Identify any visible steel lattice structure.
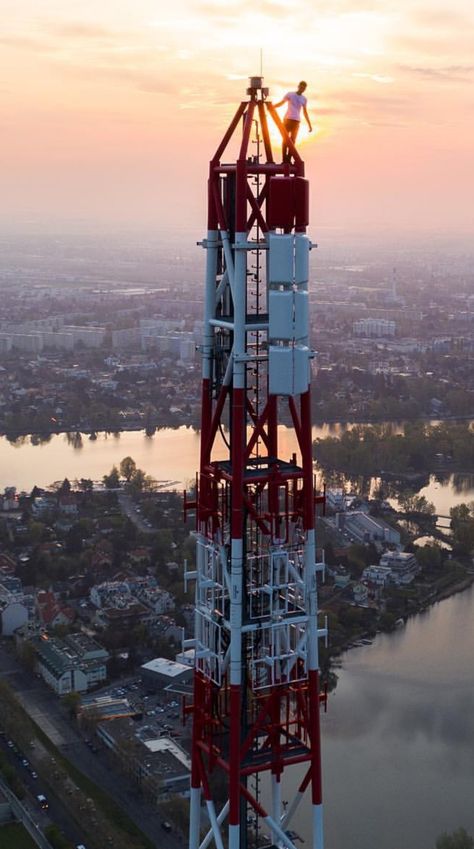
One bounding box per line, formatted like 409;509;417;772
184;77;326;849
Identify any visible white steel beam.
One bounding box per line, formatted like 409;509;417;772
189;785;202;849
199;801;230;849
203;230;218;382
204;800;225;849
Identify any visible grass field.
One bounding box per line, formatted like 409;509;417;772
0;821;38;849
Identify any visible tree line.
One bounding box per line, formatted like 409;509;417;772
313;422;474;477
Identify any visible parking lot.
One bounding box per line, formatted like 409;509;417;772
84;676;189;745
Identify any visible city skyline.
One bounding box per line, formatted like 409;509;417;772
2;0;474;235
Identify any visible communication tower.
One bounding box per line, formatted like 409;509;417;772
184;76;326;849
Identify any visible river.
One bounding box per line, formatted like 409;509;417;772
320;584;474;849
259;587;474;849
1;426;474;517
0;424;344;493
259;586;474;849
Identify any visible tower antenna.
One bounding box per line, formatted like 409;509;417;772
185;75;327;849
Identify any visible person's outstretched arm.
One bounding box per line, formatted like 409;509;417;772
303;105;312;131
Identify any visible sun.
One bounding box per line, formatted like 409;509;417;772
265;111;319;159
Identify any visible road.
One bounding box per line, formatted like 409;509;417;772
0;772;53;849
0;738;88;848
0;643;185;849
118;492;155;534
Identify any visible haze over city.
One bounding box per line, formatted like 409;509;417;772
2;0;474;236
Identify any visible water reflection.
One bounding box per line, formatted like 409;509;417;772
64;432;83;450
451;472;474;494
259;589;474;849
319;588;474;849
1;428;474;514
6;434;29;447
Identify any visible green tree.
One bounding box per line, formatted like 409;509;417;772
65;523;83;555
103;465;120;488
61;691;81;718
0;754;26;799
346;543;371;578
128;468;147;493
78;477;94;493
58;477;72;495
400;492;435;516
416;543;443;572
120;456;137;482
44;824;73;849
16;640;37;672
436;828;474;849
28;520;47;544
450;503;474;555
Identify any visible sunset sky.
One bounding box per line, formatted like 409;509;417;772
2;0;474;236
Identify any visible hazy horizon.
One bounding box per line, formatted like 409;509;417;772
2;0;474;237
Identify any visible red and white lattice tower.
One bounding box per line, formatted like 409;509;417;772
184;76;327;849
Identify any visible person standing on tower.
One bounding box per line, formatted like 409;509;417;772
274;81;312;162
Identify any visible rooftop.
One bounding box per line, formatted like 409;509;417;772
141;658;191;679
144;737;191;771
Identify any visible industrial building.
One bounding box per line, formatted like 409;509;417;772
34;633;109;695
140;657;192;693
336;510;401;546
97;717;191;799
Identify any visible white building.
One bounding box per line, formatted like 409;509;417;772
62;326;106;348
41;331;75;351
35;633;109;695
0;335;12;353
141;657;192;691
112;327;141;350
179;338;196;362
140;318;185;333
8;333;44;353
31;495;56;516
362;565;393;587
137;587;174;615
0;586;28;636
353;318;396;338
379;551;418;585
326;489;346;512
175;648;195;668
90;581;131;608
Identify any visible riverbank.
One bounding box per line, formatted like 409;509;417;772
313;420;474;483
2;413;474;442
325;569;474;678
432;571;474;603
0;422;195;442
